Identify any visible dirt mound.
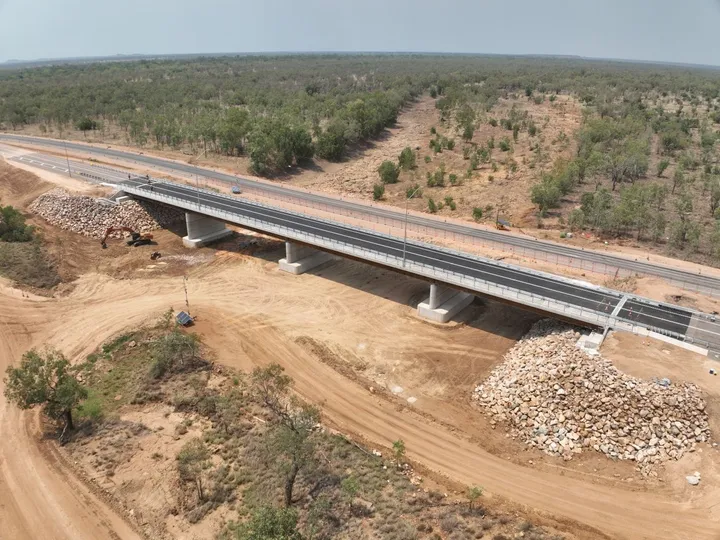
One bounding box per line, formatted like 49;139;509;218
29;188;184;238
0;160;53;208
473;321;710;474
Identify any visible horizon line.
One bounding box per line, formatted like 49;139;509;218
3;50;720;71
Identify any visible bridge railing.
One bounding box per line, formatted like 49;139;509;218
122;183;715;352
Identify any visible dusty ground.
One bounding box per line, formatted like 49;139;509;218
295;95;582;228
3;138;720;539
7;98;720;308
602;332;720;520
2;189;720;539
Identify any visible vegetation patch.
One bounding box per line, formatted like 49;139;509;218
0;203;59;288
2;311;577;539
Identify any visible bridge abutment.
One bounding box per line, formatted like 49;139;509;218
279;241;334;275
417;283;474;323
182;212;232;248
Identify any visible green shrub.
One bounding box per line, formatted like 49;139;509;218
372;183;385;200
568;208;585;230
449;173;458;185
472;207;483;221
488;118;498;127
378;160;400;184
406;184;422;199
657;159;670;177
426;171;435;187
488;136;495;149
398;147;416;170
150;329;201;379
0;206;35;242
427;198;437;213
499;138;511;152
446;138;455;150
424;155;431;163
462;124;474;142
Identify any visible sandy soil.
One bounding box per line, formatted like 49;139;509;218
3;135;720;538
1;226;719;539
602;332;720;521
8;115;720;303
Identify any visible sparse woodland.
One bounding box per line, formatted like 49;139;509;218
18;318;570;540
2;54;720;260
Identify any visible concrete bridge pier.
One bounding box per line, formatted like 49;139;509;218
279;241;334;275
182;212;232;248
417;283;474;323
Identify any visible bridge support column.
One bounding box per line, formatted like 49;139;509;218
417;283;474;323
279;241;334;275
182;212;232;248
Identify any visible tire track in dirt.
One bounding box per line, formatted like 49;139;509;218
2;265;720;540
0;282;145;540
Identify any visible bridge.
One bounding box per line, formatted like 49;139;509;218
117;178;720;355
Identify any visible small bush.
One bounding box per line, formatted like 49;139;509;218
406;184;422;199
499;138;511;152
378;160;400;184
150;329;201;379
446;138;455;150
472;207;483;221
440;513;460;533
449;173;458;185
373;183;385;201
488;118;498;127
424;155;432;163
428;198;437;213
398;147;416;170
0;205;35;242
488;136;495;149
657;159;670;177
433;167;446;187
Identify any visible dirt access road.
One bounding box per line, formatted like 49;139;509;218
2;250;719;540
0;282;144;540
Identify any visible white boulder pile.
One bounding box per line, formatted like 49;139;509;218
473;320;710;473
29;189;184;238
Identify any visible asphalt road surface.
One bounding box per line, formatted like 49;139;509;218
1;134;718;297
124;178;700;342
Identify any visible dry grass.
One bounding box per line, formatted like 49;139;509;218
0;240;60;288
65;321;576;540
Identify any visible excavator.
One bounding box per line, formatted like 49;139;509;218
100;226;153;249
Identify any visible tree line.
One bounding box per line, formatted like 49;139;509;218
3;55;720;177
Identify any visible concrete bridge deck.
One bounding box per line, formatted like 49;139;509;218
117;179;720;354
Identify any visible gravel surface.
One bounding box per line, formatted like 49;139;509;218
30;188;183;238
473;320;710;474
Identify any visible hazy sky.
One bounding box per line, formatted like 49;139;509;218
1;0;719;65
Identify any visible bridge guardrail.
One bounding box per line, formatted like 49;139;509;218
122;182;716;351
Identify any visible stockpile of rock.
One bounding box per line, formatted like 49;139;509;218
473;320;710;473
29;189;184;238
